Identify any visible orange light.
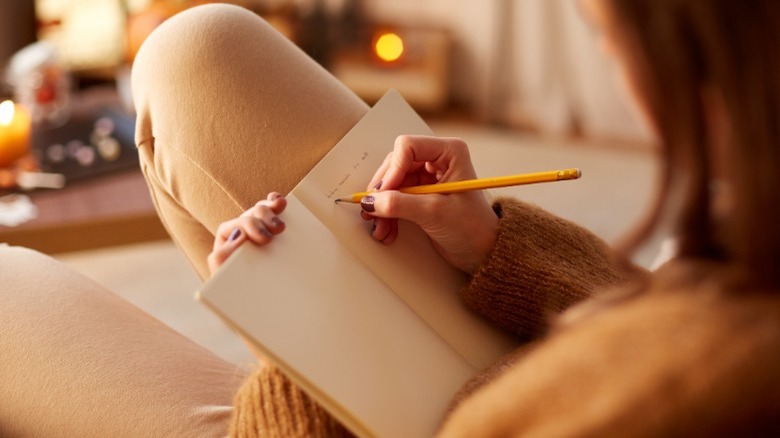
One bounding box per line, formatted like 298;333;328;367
374;32;404;62
0;100;32;167
0;100;14;126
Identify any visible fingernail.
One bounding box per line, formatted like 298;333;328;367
271;217;283;228
374;181;383;190
371;222;377;235
271;193;283;200
228;227;242;241
259;226;272;238
361;196;375;213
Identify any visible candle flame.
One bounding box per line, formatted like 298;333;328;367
0;100;15;126
375;32;404;63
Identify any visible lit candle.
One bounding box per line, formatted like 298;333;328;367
0;100;32;167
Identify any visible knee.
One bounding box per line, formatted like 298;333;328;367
130;3;303;152
131;4;279;104
0;245;121;344
132;3;258;68
0;244;75;293
0;244;58;289
0;245;74;322
130;4;275;181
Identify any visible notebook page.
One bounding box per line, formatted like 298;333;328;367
292;90;516;369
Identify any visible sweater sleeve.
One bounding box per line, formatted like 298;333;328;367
230;364;354;438
461;198;645;339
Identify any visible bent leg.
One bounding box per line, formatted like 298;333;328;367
0;245;244;437
132;4;369;279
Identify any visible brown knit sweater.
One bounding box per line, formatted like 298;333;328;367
230;198;780;437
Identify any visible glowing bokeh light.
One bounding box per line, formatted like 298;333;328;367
375;32;404;62
0;101;15;126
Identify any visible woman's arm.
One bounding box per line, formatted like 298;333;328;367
462;197;647;339
361;135;646;339
230;365;354;437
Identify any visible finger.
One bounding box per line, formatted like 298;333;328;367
249;204;286;235
236;215;277;244
360;194;408;245
400;170;438;189
241;193;287;218
382;219;398;245
361;191;442;226
366;152;394;191
383;136;423;189
214;218;244;251
370;217;396;242
208;227;245;274
264;192;288;215
383;136;469;188
218;213;282;248
237;202;286;237
210;210;287;269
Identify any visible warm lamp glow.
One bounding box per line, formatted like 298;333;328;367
374;32;404;62
0;100;32;167
0;100;14;126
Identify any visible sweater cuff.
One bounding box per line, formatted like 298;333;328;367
230;364;353;438
461;198;636;339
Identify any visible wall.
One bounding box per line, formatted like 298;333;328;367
361;0;650;143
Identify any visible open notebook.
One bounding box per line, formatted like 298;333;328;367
197;90;516;438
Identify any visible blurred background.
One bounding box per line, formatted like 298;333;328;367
2;0;650;141
1;0;659;365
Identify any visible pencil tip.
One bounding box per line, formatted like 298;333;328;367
334;198;342;204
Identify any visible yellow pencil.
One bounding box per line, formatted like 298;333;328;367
334;168;582;204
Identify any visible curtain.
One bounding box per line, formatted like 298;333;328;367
486;0;650;142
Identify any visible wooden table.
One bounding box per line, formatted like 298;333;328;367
0;169;168;254
0;85;170;254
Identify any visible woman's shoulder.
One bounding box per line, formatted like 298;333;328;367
443;261;780;436
560;257;780;329
555;259;780;429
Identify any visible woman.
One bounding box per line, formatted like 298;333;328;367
0;0;777;436
209;0;780;436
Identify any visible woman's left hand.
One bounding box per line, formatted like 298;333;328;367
207;192;287;276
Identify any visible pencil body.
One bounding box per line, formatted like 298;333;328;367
335;168;581;203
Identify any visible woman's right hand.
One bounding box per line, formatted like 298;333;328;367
361;135;500;274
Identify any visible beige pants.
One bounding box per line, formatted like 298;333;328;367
0;4;367;436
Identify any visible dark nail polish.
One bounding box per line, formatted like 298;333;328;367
271;193;283;200
371;222;377;235
259;226;272;238
228;227;242;241
361;196;375;213
374;181;383;190
271;217;283;228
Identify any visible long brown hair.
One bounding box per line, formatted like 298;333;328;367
607;0;780;289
